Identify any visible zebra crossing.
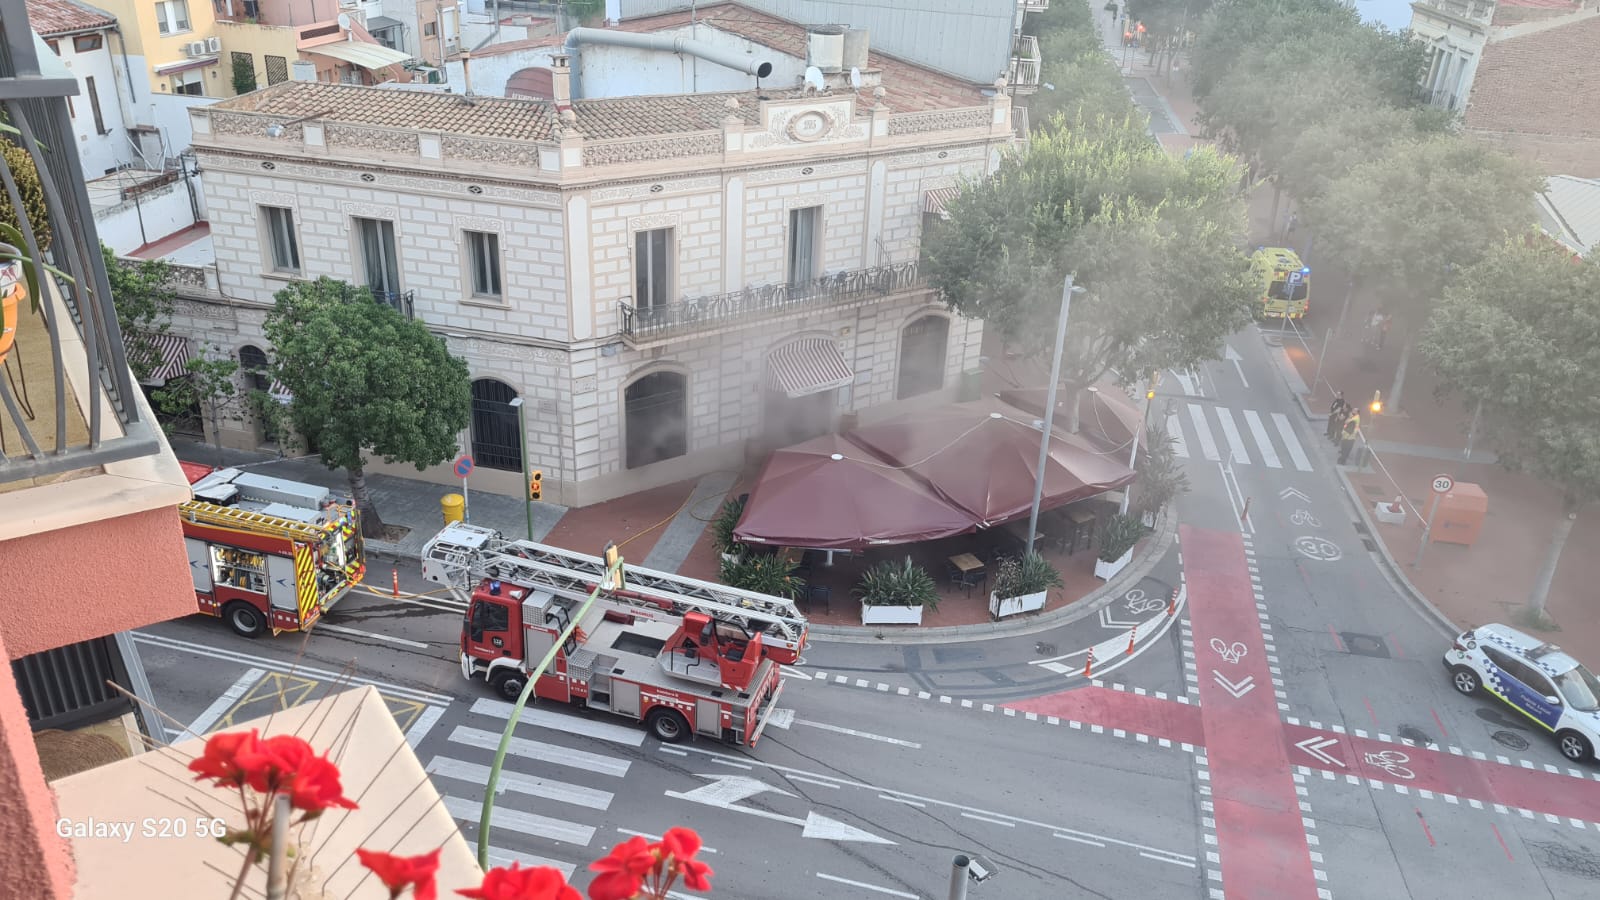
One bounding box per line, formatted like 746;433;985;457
1166;403;1313;471
425;697;648;878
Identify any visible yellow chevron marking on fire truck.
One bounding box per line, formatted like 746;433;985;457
294;543;318;622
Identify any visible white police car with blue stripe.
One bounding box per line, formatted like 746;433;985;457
1443;623;1600;763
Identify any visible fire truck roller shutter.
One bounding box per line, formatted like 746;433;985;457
266;554;300;613
185;538;214;592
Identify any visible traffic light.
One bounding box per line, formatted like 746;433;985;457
1369;390;1383;415
529;469;543;501
601;541;624;592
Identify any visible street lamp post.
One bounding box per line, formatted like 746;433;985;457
508;397;533;541
1026;274;1086;551
1119;373;1157;516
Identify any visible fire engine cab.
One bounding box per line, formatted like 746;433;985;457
422;522;806;747
180;463;366;638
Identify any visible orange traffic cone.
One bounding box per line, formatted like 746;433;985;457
1167;587;1179;617
1084;648;1095;678
1126;626;1136;655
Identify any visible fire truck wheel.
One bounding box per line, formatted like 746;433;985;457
646;708;690;744
223;602;267;638
490;670;527;702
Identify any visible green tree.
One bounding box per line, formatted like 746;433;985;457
1419;238;1600;620
1304;136;1541;409
231;54;258;95
1;138;53;253
1029;1;1140;128
263;277;471;536
923;117;1257;431
101;243;176;381
154;345;239;464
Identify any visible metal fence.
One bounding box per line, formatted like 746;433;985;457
618;261;925;342
371;289;416;319
1;0;163;484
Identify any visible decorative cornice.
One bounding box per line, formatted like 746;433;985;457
582;133;722;167
627;213;681;231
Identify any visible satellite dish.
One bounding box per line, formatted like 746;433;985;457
803;65;825;93
337;12;351;30
849;66;862;89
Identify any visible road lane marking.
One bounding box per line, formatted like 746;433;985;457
449;725;630;778
1242;410;1282;468
486;846;575;878
428;756;613;810
1056;833;1106;847
1167;413;1190;459
961;812;1016;827
618;828;718;853
1142;851;1198;868
1188;404;1221;461
405;704;446;749
879;794;926;808
181;667;266;741
789;775;841;789
315;622;429;649
1272;412;1313;471
1215;407;1251;465
816;874;917;898
794;718;921;748
470;698;646;746
443;795;593;846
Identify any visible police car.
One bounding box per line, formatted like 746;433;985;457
1443;624;1600;763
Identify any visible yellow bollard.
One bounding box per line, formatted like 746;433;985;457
440;493;465;525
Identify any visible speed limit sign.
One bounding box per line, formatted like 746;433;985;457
1432;474;1454;495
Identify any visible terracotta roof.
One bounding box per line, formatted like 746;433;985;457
612;3;988;113
1465;15;1600;139
25;0;115;36
204;80;821;141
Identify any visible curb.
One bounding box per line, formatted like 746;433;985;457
1335;466;1461;640
807;506;1178;646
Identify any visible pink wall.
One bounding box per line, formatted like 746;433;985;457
0;630;75;900
246;0;328;28
0;507;194;659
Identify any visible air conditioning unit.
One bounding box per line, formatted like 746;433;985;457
185;41;207;58
205;36;221;53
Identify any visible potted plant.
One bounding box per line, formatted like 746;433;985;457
1131;421;1190;527
719;551;802;600
853;556;938;626
989;552;1064;619
1096;513;1149;580
712;496;747;564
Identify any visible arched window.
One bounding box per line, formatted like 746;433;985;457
239;345;272;393
897;315;949;399
624;371;687;469
470;379;522;472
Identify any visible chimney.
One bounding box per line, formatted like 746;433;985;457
461;50;473;95
290;60;316;82
550;53;571;106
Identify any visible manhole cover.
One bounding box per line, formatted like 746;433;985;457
1493;730;1531;751
1035;642;1057;656
1341;632;1391;659
1398;725;1435;747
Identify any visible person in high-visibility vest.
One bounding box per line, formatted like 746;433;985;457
1338;411;1361;465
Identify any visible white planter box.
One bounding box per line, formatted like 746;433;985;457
990;589;1048;619
860;602;924;625
1373;499;1406;526
1095;548;1133;581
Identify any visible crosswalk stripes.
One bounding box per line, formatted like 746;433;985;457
1169;403;1313;471
443;794;596;846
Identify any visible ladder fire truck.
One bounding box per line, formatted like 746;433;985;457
179;463;366;638
421;522;807;747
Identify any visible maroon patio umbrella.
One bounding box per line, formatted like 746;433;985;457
998;384;1146;455
848;399;1137;527
733;433;980;551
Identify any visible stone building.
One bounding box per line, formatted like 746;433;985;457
169;14;1017;506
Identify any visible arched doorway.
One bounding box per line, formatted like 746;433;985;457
470;379;522;471
624;371;688;469
896;315;949;400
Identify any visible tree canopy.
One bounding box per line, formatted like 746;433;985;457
102;244;176;382
264;277;471;535
1028;0;1141;129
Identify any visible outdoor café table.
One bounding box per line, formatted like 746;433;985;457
948;553;986;595
1000;520;1045;553
1065;507;1097;554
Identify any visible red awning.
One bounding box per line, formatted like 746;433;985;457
734;433;978;550
998;384;1145;454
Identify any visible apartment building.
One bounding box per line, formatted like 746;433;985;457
93;0;228;97
169;6;1018;505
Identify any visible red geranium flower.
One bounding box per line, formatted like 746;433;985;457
457;864;580;900
357;847;442;900
284;752;358;813
659;828;713;892
188;729;262;788
225;734;356;814
586;835;658;900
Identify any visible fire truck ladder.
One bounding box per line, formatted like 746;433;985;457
422;522;808;656
180;501;327;542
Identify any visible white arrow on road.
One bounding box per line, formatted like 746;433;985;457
1099;607;1138;630
1211;670;1256;699
1223;345;1249;388
1279;486;1311;502
666;775;895;845
1295;736;1345;768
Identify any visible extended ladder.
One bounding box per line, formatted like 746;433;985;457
180;501;328;542
421;522;808;658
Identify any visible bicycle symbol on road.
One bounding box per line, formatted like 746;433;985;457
1294;536;1343;562
1290;509;1321;528
1209;638;1248;664
1124;589;1166;615
1363;749;1415;780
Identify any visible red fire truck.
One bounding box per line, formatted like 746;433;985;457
421;522;807;746
179;463;366;638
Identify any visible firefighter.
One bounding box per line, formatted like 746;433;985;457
1338;411;1361;465
1326;392;1347;443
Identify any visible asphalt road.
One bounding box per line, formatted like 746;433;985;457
134;322;1600;899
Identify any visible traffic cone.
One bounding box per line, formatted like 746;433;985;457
392;568;400;598
1167;587;1179;617
1126;626;1137;655
1083;648;1095;678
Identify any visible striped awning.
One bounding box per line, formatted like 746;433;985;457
303;39;412;71
924;186;961;219
269;379;293;405
766;337;854;398
139;332;192;385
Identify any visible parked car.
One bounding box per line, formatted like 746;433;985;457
1443;624;1600;763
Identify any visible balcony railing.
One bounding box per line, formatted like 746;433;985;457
1010;34;1042;89
618;261;925;343
1020;0;1050;11
2;6;165;485
369;288;416;319
1412;0;1494;25
1429;88;1461;111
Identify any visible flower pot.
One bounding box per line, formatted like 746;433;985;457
860;602;924;625
989;589;1048;620
1094;547;1133;581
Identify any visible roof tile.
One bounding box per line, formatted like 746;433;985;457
24;0;116;37
1465;15;1600;139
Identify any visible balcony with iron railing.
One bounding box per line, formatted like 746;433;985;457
1411;0;1494;26
617;261;926;345
370;288;416;319
1010;34;1042;93
1020;0;1050;12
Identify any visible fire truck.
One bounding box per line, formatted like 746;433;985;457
421;522;807;747
179;463;366;638
1249;246;1311;320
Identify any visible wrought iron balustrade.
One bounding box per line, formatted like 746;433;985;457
618;261;925;342
370;288;416;319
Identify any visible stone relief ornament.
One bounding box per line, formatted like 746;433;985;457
582;134;722;167
326;124;419;154
442;136;539;168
